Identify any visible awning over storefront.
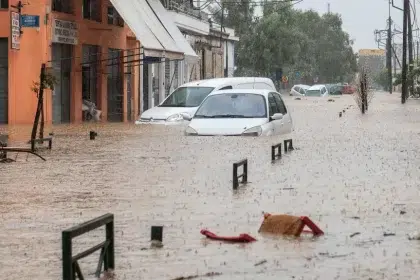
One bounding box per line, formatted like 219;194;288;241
110;0;184;59
147;0;199;63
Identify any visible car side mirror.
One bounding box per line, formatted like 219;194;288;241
181;113;192;121
270;113;283;121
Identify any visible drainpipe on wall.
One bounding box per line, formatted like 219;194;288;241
225;40;228;77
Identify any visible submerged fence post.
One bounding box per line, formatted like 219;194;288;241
271;143;282;161
62;213;115;280
232;159;248;189
151;226;163;242
62;231;73;280
284;139;294;153
105;219;115;270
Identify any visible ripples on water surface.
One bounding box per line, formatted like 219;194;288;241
1;93;420;279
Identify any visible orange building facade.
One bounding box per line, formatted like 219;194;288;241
0;0;140;125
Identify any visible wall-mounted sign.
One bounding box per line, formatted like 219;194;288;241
21;15;40;28
52;19;78;45
11;12;20;50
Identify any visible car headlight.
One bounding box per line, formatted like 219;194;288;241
185;126;198;136
166;113;185;122
242;126;262;136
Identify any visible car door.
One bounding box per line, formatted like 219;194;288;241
267;93;282;135
272;92;293;134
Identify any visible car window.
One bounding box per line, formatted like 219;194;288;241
195;93;267;118
268;93;279;116
299;87;306;95
219;86;233;90
159;86;215;107
272;92;287;115
294;86;300;92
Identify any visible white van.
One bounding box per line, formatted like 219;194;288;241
135;77;276;125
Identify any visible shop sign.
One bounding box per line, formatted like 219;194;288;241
11;12;20;50
52;19;78;45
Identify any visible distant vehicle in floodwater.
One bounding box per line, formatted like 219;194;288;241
290;84;310;96
306;84;329;97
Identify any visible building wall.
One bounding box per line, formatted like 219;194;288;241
0;0;140;125
184;33;225;81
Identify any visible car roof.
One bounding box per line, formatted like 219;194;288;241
308;84;325;90
180;77;274;88
294;84;310;89
208;88;274;98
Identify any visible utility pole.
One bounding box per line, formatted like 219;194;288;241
393;41;397;92
402;0;409;103
327;3;330;13
408;1;414;97
387;0;393;93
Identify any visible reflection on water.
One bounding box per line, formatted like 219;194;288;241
1;94;420;279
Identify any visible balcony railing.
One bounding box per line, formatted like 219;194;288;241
160;0;208;21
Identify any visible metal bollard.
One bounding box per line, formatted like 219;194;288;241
151;226;163;242
284;139;294;153
232;159;248;189
90;130;97;140
271;143;282;161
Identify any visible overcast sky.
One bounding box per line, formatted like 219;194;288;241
294;0;405;51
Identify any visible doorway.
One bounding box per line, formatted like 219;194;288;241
51;43;72;124
0;38;7;124
107;48;123;122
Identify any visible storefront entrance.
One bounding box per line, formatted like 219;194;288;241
51;43;72;124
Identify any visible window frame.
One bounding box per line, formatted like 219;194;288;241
268;93;280;117
83;0;102;22
107;5;124;27
272;92;287;115
0;0;8;9
299;87;306;95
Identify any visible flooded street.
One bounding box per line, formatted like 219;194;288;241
2;92;420;279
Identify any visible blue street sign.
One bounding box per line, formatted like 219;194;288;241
21;15;40;28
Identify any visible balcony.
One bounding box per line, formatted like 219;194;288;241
161;0;209;35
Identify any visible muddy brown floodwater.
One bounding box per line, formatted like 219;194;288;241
1;92;420;280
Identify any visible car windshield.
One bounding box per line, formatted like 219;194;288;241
159;87;215;107
306;89;322;96
195;93;267;118
330;85;343;95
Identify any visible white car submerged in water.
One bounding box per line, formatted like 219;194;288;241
135;77;276;125
305;84;329;97
184;89;294;136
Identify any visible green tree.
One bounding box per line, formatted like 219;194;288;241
210;1;357;82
